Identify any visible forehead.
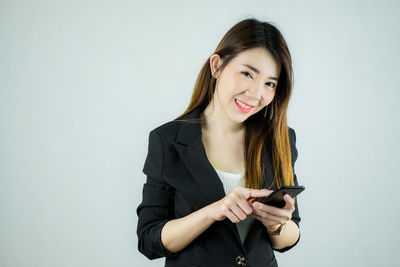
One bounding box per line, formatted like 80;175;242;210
231;47;281;77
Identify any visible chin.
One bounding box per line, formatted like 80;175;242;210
231;113;251;124
228;101;263;123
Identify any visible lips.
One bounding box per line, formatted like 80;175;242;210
236;98;254;108
235;98;254;113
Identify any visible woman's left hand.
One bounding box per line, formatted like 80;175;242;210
248;189;295;234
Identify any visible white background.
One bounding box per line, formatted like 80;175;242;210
1;0;399;266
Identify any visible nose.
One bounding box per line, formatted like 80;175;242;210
246;82;264;102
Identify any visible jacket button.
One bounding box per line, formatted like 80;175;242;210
236;255;248;266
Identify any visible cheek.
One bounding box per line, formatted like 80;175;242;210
226;72;244;94
257;91;275;110
264;90;275;103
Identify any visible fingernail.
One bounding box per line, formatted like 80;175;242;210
253;202;260;208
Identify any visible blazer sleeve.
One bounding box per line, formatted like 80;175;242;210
136;130;178;259
274;127;302;253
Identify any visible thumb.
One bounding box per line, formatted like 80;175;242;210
283;194;294;209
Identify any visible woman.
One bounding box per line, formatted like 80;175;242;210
136;18;301;267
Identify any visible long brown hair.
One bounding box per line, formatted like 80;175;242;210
175;18;295;189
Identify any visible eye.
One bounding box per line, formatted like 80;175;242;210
241;71;253;79
266;82;276;88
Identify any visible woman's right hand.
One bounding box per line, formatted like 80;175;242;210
206;186;264;223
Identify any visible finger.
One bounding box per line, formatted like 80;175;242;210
221;204;240;223
233;186;253;201
248;189;273;198
232;187;256;209
245;188;253;200
252;209;285;224
252;202;291;221
283;194;295;210
226;189;252;215
243;187;256;200
252;201;292;218
250;213;281;230
229;203;248;221
226;211;241;223
237;197;254;215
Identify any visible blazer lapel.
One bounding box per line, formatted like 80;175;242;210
172;107;242;243
172;107;226;208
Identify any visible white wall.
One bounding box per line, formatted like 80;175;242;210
1;0;399;266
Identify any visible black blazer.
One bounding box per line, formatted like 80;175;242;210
136;107;301;267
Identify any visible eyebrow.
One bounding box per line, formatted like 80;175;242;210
241;64;279;81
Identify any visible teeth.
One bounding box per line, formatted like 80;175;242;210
235;99;251;109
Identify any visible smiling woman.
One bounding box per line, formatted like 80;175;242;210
137;18;301;267
207;47;280;122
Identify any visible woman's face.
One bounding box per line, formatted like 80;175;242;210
210;47;281;124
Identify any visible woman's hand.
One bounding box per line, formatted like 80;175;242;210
206;186;255;223
249;190;296;234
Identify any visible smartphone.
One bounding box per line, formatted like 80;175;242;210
249;185;305;208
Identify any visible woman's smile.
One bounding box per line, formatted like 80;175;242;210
210;47;279;123
234;98;255;113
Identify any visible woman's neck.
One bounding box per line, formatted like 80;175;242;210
201;100;244;138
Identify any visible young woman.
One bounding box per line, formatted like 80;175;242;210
136;18;301;267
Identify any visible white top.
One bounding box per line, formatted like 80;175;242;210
214;169;255;244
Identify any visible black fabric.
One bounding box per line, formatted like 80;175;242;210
136;107;302;266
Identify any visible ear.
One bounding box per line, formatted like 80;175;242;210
209;54;223;78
